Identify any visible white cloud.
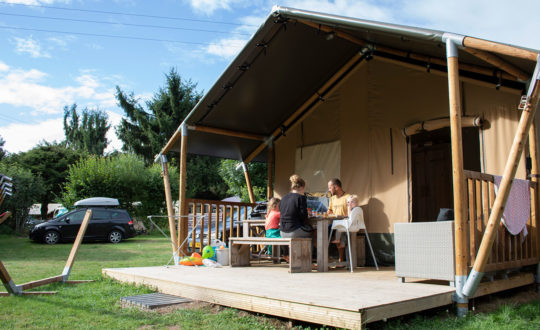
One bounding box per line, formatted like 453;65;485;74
3;1;70;5
0;118;64;153
206;38;248;59
12;37;51;58
0;110;124;154
187;0;247;15
0;65;118;115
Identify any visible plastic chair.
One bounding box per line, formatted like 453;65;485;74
328;207;379;272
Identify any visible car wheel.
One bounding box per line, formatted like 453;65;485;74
43;231;60;245
108;230;123;244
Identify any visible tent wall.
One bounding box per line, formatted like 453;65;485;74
275;58;524;248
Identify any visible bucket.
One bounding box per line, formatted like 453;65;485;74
216;248;229;266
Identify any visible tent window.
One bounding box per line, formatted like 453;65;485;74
295;141;340;193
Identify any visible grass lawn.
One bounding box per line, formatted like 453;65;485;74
0;233;539;329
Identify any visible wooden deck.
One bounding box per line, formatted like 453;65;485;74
103;265;455;329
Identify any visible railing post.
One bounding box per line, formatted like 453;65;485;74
444;33;469;317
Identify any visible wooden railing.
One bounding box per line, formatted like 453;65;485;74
464;170;539;272
186;199;257;252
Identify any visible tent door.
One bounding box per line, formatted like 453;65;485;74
411;127;480;222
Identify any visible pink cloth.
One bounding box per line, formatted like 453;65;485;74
494;176;530;236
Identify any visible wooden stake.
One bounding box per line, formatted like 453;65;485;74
463;37;538;62
463;71;540;297
0;211;11;225
20;275;63;291
267;144;274;199
62;209;92;279
447;53;469;282
463;47;529;81
178;125;189;255
161;156;179;261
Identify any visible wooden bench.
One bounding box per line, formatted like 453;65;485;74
229;237;312;273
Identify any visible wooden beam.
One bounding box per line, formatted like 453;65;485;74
160;156;179;261
62;209;92;279
463;37;539;62
299;20;520;82
178;125;189;255
529;121;540;259
0;261;12;287
20;275;64;291
244;51;366;163
0;291;58;296
463;47;530;81
188;125;265;141
472;272;534;298
159;127;182;156
447;51;469;282
241;163;256;203
267;144;274;199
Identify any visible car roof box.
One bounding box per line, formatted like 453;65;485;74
74;197;120;208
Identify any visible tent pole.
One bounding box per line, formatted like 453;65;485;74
187;125;265;141
178;123;188;255
528;121;540;292
445;37;469;317
463;37;538;62
463;48;529;82
160;155;179;265
267;143;274;199
241;162;256;203
463;56;540;298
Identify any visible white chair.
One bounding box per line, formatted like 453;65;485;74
328;207;379;272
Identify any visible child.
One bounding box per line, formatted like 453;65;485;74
265;197;281;254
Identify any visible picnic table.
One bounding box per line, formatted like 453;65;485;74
310;215;355;272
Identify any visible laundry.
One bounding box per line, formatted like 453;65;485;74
494;176;530;236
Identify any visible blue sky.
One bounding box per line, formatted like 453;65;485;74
1;0;539;154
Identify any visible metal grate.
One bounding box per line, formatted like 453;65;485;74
120;293;192;309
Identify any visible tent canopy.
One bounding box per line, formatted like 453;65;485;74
160;6;538;163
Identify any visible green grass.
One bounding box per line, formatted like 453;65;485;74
1;234;538;329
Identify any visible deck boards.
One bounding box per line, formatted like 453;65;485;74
103;265;455;328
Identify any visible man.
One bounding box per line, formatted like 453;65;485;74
327;178;350;263
327;178;349;216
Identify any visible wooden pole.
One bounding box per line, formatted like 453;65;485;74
188;125;265;141
463;58;540;297
178;124;189;255
0;211;11;225
299;20;519;82
528;122;540;261
160;155;179;264
0;260;19;295
62;209;92;280
242;162;256;203
463;47;529;82
267;143;274;199
445;37;469;316
463;37;538;62
244;51;366;163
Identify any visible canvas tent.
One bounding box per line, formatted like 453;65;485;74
157;6;540;307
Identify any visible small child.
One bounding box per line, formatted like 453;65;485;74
265;197;281;254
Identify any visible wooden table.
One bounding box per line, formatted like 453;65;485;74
240;219;266;237
310;216;345;272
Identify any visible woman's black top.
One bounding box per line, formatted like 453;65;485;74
279;192;308;233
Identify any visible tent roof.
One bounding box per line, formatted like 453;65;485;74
160;6;538;163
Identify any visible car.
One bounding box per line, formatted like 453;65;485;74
29;198;136;245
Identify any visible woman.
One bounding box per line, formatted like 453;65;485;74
279;174;313;238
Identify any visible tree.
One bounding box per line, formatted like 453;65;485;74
115;68;229;200
218;160;267;202
64;104;110;155
62;154;178;219
0;135;6;161
0;163;44;233
10;142;82;219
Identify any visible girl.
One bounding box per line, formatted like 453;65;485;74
265;197;281;254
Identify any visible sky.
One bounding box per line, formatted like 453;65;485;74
0;0;539;154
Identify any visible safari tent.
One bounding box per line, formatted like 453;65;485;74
106;6;540;325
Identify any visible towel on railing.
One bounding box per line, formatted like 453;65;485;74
494;176;529;237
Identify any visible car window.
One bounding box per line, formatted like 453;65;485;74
110;210;128;220
92;210;111;221
67;210;86;224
